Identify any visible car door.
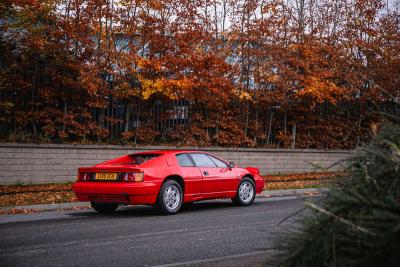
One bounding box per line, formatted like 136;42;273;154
206;154;240;192
175;153;203;196
189;153;238;194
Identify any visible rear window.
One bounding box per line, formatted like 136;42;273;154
128;154;161;165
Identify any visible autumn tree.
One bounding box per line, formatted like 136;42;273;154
0;0;399;148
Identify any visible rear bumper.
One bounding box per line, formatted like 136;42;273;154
72;181;159;205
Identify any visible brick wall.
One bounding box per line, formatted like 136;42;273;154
0;143;355;184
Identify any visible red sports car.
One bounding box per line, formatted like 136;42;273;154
72;150;265;214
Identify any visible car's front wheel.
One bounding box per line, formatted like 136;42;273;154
156;179;183;215
91;202;119;214
232;177;256;206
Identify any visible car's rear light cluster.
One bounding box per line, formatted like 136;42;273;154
121;172;144;182
77;172;94;182
77;172;143;182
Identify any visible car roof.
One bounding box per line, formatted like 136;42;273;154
132;150;209;155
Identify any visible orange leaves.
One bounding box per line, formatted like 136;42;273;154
0;184;76;207
0;208;40;215
122;126;158;144
79;66;106;97
299;76;343;105
283;41;348;109
264;172;337;190
136;58;163;72
140;77;166;100
139;76;195;100
0;0;398;148
169;125;210;146
234;89;253;101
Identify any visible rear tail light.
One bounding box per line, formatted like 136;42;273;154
77;172;92;182
121;172;144;182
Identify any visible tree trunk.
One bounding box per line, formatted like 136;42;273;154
267;110;273;146
62;102;67;132
124;100;131;133
284;110;287;134
31;53;39;140
215;113;219;146
253;107;258;145
244;103;250;138
134;98;140;144
291;123;297;148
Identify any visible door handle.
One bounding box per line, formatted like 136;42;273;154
203;171;209;176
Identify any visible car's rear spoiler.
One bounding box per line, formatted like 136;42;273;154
78;166;143;173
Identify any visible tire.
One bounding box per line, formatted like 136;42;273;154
156;179;183;215
91;202;119;214
232;177;256;206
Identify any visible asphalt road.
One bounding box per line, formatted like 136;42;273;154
0;197;309;267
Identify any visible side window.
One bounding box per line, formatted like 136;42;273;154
176;154;195;167
190;153;217;167
207;155;228;168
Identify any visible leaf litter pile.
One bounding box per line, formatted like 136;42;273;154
264;172;337;190
0;172;336;212
0;183;76;208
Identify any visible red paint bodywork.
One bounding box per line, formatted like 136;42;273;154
72;150;265;205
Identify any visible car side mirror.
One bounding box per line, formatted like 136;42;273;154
228;162;235;168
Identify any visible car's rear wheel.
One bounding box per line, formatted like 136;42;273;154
91;202;119;214
232;177;256;206
156;179;183;215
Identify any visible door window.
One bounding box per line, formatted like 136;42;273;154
190;154;217;167
207;155;228;168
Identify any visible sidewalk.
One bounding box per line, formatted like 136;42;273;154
0;188;328;214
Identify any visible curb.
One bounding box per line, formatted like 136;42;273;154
0;188;328;214
260;187;329;198
0;202;90;213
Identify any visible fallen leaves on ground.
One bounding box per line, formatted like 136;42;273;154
0;208;39;215
264;172;339;190
0;184;72;194
0;184;77;207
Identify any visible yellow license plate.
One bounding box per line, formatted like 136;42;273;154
96;173;118;180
